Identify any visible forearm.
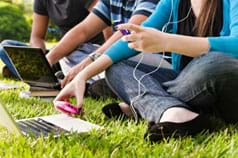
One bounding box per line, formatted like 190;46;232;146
30;13;49;52
77;54;113;80
47;13;107;65
166;33;210;57
95;31;123;54
46;26;89;65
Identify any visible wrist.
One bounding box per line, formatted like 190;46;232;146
88;52;101;61
75;72;87;82
85;56;94;63
163;33;173;52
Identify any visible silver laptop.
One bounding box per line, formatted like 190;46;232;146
0;101;100;137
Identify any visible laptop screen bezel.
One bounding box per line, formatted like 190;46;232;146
3;46;60;89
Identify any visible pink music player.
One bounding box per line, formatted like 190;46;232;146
54;101;82;115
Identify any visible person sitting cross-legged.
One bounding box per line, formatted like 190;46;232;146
54;0;238;142
0;0;104;78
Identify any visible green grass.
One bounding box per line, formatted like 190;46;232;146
1;61;238;158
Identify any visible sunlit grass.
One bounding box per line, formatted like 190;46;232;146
1;61;238;157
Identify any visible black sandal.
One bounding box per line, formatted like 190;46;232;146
102;103;127;119
87;79;118;99
144;114;215;143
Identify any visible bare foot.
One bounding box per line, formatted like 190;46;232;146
119;102;133;117
160;107;198;123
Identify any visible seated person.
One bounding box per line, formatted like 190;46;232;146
45;0;165;90
54;0;238;143
45;0;172;100
0;0;104;77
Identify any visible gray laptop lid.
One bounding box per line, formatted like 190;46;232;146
0;101;101;137
0;99;101;137
0;101;66;137
3;46;60;89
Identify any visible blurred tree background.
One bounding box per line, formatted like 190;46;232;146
0;1;31;42
0;0;60;43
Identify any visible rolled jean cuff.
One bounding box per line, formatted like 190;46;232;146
133;98;191;124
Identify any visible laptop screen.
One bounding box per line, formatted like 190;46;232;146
3;46;59;88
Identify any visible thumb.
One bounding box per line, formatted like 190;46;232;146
75;92;83;108
54;84;72;102
74;83;85;108
60;77;67;88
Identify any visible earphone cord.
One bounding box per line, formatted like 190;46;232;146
129;1;192;122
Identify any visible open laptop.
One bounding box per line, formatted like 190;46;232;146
0;101;101;137
3;46;61;89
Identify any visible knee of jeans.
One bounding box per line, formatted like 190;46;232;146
1;39;15;45
204;51;235;62
105;63;125;85
1;40;27;47
106;63;120;79
189;52;238;76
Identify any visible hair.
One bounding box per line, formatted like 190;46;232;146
177;0;223;70
194;0;223;37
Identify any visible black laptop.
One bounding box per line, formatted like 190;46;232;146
3;46;61;89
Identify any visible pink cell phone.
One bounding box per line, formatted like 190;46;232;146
54;101;82;115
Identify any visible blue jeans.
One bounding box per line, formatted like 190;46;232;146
60;43;100;75
106;52;238;124
0;40;27;76
61;43;99;68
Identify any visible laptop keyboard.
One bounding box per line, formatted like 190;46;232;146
17;118;68;137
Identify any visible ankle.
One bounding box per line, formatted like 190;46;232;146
160;107;198;123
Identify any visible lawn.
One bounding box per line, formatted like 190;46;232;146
1;61;238;158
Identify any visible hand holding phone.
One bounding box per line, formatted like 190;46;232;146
113;20;131;35
54;101;82;115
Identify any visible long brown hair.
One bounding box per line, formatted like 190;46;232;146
194;0;223;37
177;0;223;70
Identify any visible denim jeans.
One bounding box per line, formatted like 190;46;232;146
60;43;172;73
0;40;28;76
106;52;238;124
60;43;100;75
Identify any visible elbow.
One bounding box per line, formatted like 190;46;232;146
208;36;238;55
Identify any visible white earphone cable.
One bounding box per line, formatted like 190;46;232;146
129;0;192;121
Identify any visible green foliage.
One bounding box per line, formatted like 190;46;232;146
0;2;30;42
1;0;12;3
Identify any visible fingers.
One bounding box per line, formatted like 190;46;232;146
119;24;143;47
61;67;79;88
123;36;144;52
117;23;143;33
128;42;139;50
122;34;139;43
61;74;73;88
75;88;84;108
55;78;86;108
54;85;72;103
61;77;67;88
121;33;141;51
